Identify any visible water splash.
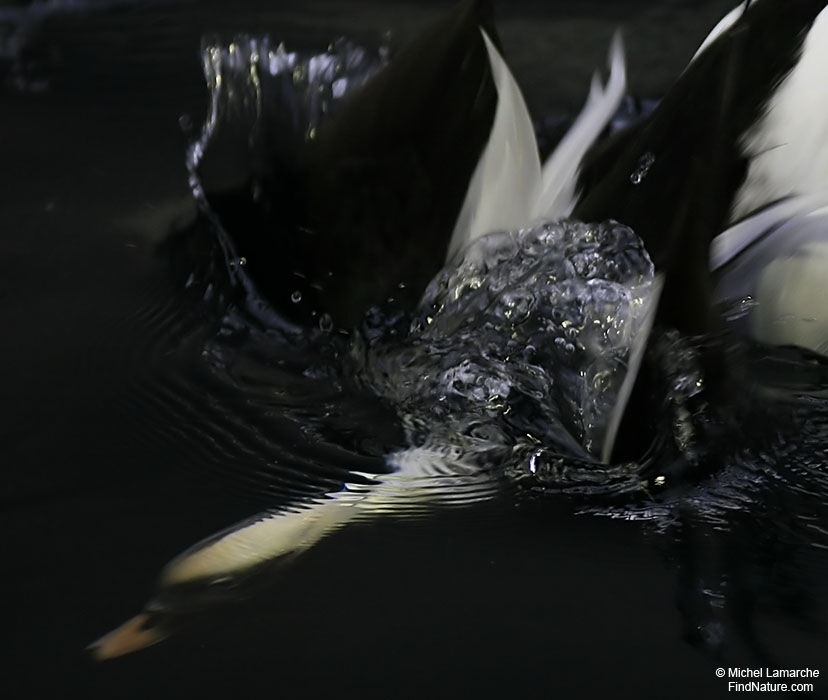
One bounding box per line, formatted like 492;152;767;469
187;35;385;204
180;34;387;328
355;219;656;470
178;32;828;520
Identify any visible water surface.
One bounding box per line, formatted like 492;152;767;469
3;1;827;698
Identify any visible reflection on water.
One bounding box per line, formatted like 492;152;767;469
4;0;828;696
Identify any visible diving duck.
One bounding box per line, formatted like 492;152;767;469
91;0;828;659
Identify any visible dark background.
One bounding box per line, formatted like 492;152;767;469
3;1;826;698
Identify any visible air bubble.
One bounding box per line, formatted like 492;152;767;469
369;218;656;461
319;313;334;332
178;114;193;133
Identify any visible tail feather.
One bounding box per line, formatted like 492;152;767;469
448;29;627;260
447;29;541;260
534;32;626;221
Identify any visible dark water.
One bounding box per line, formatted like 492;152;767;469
3;1;828;698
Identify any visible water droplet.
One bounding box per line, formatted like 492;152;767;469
630;152;655;185
319;313;333;332
722;295;758;321
290;290;302;303
178;113;193;134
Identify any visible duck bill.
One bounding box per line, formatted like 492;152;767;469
88;613;166;661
